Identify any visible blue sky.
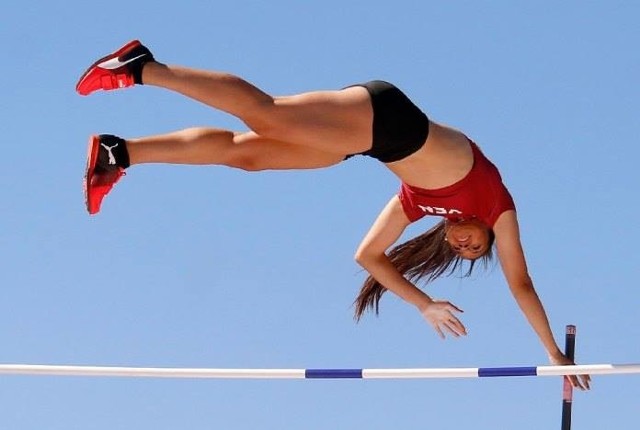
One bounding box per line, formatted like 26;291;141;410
1;1;639;428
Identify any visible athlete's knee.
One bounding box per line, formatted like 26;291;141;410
227;154;267;171
242;111;279;138
179;127;226;142
241;101;296;139
225;133;269;171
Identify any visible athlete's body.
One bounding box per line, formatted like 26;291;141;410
77;40;589;389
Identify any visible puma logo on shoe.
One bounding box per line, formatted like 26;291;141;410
101;142;119;165
99;53;148;70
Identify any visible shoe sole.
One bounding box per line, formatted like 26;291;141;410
84;135;100;214
75;40;141;95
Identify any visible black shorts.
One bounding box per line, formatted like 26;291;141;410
347;80;429;163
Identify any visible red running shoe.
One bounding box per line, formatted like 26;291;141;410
84;135;128;215
76;40;154;96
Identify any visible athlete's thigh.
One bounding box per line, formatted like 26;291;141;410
231;132;345;170
268;86;373;155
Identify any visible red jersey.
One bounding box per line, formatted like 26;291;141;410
398;141;515;227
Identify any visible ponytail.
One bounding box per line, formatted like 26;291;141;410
353;220;494;320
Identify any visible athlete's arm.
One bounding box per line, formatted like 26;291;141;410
493;210;590;389
355;195;467;338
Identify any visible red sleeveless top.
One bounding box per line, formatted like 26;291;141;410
398;141;515;227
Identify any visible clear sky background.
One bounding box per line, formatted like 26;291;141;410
1;1;639;429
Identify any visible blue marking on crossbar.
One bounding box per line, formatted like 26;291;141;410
305;369;363;379
478;366;538;377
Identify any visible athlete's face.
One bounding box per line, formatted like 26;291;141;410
445;219;490;260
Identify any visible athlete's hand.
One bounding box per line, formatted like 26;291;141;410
550;353;591;391
418;300;467;339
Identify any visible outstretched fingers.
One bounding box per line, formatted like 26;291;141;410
421;300;468;339
444;313;467;337
568;373;591;391
551;354;592;391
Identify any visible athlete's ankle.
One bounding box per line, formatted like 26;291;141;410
98;134;130;169
139;60;167;86
118;139;131;169
133;58;156;85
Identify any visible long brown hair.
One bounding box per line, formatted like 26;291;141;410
353;219;495;320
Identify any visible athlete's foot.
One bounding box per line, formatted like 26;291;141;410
84;134;130;215
76;40;154;96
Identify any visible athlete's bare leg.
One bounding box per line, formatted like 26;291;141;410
126;127;345;171
141;63;373;156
